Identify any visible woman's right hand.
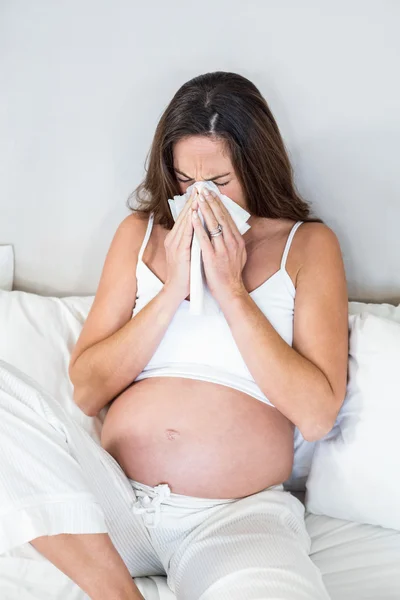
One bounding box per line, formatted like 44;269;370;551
163;187;196;302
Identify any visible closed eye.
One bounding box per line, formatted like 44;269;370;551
177;178;229;187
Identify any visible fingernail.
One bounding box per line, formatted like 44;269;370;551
199;192;205;202
192;210;198;219
203;188;210;197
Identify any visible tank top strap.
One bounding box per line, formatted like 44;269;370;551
138;212;155;262
280;221;304;271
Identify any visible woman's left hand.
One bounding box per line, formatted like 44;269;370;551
191;188;248;305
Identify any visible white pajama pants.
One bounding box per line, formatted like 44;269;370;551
0;362;330;599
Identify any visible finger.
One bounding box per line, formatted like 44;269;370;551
175;187;196;229
197;191;227;251
175;199;195;248
176;188;196;223
191;209;213;257
203;190;239;244
171;187;197;246
205;190;241;237
181;202;194;246
197;191;220;233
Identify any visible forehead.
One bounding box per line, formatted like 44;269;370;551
173;136;232;173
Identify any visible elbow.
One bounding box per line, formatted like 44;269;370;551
68;359;79;391
300;419;334;442
81;405;99;418
298;401;342;442
71;384;99;417
298;382;346;442
69;362;100;418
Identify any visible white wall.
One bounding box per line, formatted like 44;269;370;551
0;0;399;302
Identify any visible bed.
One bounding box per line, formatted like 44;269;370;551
0;263;400;598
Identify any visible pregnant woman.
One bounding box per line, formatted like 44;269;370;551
3;72;348;600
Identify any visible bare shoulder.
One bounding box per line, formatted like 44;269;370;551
94;212;151;282
296;221;342;255
112;212;149;250
290;221;344;285
289;220;347;309
97;211;151;294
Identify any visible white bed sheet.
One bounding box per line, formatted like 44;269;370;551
307;513;400;600
1;512;399;599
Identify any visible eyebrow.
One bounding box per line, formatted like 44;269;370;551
174;168;231;181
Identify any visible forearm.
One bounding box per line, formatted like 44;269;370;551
70;286;182;416
221;291;336;441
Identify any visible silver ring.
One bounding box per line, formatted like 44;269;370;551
209;224;223;237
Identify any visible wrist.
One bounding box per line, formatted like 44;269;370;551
160;283;186;308
215;282;249;310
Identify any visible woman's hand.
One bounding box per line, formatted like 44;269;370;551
191;188;248;306
163;187;196;302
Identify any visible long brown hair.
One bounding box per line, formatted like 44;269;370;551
128;71;319;228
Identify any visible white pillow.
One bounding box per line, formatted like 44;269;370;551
349;300;400;323
0;246;14;291
0;290;100;439
306;312;400;530
285;301;400;492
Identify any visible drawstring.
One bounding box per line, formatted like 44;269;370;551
131;483;171;528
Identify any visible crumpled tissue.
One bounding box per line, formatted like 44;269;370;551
168;181;251;315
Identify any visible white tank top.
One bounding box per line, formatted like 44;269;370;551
133;213;304;407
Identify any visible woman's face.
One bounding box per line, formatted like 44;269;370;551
173;136;247;209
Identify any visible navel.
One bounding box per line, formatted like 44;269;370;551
165;428;180;441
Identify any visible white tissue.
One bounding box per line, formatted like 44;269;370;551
168;181;251;315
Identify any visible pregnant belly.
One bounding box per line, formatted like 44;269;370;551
100;377;294;499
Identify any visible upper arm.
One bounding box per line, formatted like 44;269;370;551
69;213;147;371
292;223;349;411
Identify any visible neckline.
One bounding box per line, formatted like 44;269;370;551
138;259;293;301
